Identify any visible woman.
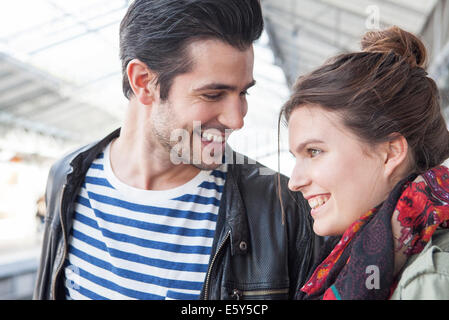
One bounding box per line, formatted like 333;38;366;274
281;26;449;300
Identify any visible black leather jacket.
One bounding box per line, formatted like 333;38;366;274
33;129;322;300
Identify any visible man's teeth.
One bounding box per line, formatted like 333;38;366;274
202;132;223;143
308;196;329;210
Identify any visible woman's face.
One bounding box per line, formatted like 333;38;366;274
288;105;391;236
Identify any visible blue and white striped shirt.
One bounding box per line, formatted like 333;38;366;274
64;142;226;300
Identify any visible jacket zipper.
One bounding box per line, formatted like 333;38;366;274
51;184;68;300
203;230;231;300
231;288;289;300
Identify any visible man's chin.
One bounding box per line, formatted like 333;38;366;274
191;146;226;170
192;160;223;171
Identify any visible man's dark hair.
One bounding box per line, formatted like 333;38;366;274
119;0;263;101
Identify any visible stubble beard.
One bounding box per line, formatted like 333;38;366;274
151;104;224;171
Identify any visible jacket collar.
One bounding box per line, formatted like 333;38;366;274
67;128;121;187
220;162;250;256
66;128;250;256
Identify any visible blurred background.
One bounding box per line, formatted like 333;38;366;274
0;0;448;299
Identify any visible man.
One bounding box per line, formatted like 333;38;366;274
34;0;320;300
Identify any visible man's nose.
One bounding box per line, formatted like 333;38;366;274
217;98;247;130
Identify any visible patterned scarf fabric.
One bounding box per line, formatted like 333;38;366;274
299;165;449;300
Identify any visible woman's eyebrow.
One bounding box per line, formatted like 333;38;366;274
294;139;325;153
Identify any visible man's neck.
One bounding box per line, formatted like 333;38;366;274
108;103;200;191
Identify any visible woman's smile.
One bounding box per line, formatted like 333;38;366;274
288;105;390;236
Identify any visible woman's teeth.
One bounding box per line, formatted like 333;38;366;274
308;196;329;210
202;132;223;143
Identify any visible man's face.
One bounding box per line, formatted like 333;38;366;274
150;39;255;170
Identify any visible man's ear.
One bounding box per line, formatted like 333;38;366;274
383;133;409;180
126;58;157;105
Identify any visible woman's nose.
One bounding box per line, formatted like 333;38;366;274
288;163;310;192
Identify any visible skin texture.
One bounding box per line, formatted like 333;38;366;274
287;105;409;237
109;39;255;191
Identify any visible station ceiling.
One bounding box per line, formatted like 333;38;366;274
0;0;448;163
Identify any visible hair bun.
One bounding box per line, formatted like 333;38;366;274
361;26;427;69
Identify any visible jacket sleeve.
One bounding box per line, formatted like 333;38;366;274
33;161;64;300
33;136;112;299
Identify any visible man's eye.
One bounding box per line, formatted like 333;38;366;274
202;93;222;100
307;148;322;158
240;90;249;96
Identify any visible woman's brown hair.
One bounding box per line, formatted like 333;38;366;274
280;26;449;173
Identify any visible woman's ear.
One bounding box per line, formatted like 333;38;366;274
383;134;409;181
126;58;157;105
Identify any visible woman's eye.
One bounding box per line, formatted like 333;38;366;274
307;148;322;158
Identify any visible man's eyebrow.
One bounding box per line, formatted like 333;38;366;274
193;80;256;92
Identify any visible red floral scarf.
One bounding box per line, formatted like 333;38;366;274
299;166;449;300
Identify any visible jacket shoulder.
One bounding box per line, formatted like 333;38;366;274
391;230;449;299
48;142;96;187
46;128;120;193
44;141;97;221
